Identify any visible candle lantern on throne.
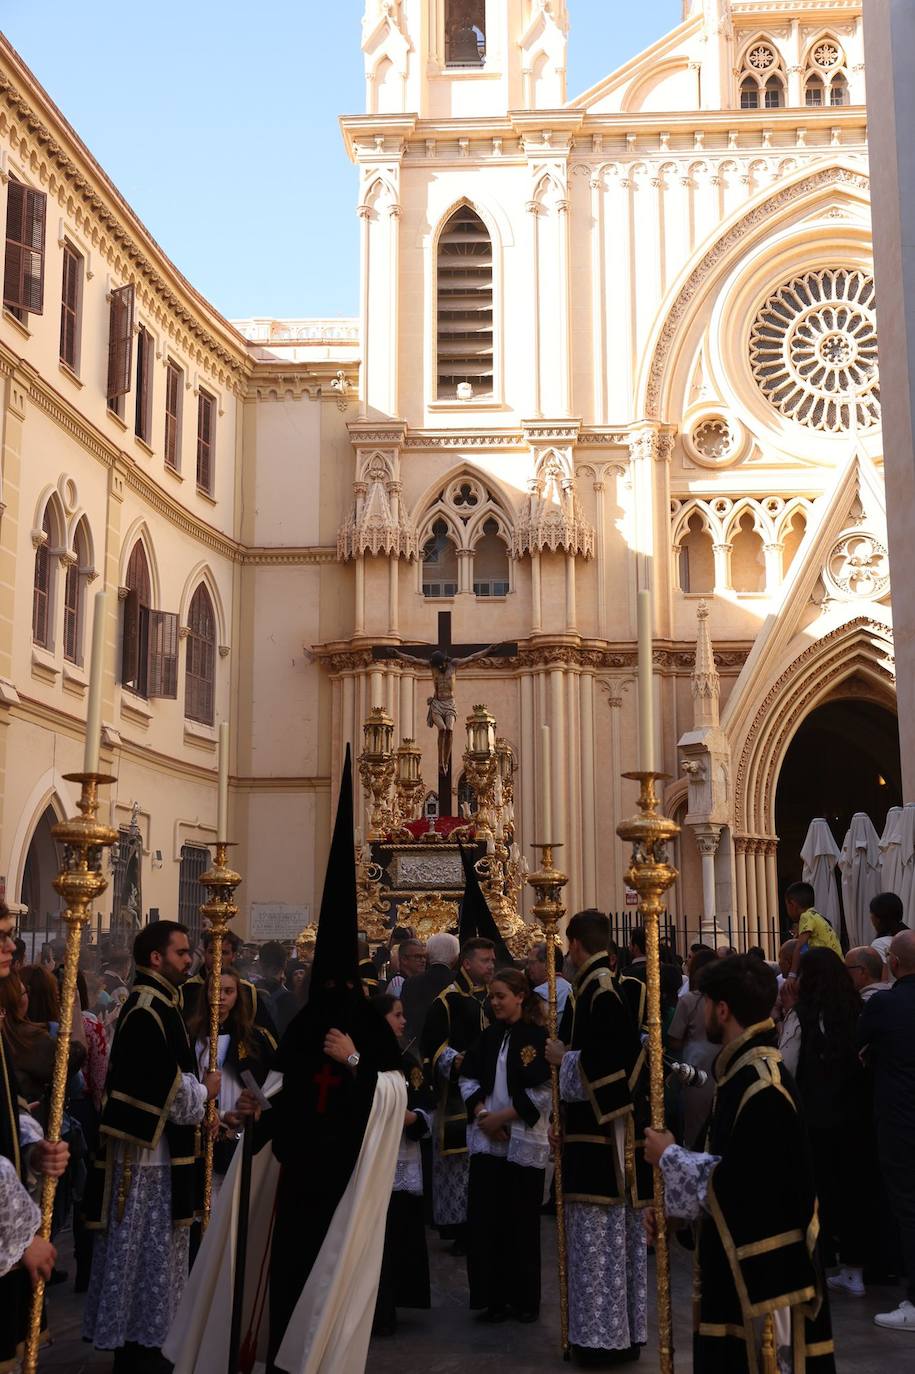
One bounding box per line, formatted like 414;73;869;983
358;707;395;839
462;705;498;842
392;737;424;827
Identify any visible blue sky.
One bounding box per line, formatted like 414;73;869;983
2;1;682;319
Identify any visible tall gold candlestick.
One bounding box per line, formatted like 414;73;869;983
198;841;242;1230
617;771;680;1374
527;842;570;1359
24;773;117;1374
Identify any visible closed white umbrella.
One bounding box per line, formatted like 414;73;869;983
878;806;904;895
800;818;842;933
898;803;915;929
839;813;882;947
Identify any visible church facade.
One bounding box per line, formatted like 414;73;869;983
0;0;896;950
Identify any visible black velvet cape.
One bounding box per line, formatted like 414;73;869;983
420;968;489;1154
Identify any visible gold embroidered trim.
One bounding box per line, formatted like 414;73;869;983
735;1228;804;1260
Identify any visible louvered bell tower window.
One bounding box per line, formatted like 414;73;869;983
437;207;493;401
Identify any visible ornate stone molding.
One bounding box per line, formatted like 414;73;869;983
402;432;526;449
512;449;594;559
337;447;417;562
645;166;870;416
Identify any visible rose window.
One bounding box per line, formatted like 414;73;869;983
748;44;776;70
824;533;890;600
693;419;732;461
812;42;840;68
749;268;880;432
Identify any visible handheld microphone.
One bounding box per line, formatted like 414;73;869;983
665;1059;709;1089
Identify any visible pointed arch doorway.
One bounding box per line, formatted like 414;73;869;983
774;694;901;904
20;804;63;936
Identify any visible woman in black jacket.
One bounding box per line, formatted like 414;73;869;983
459;968;552;1323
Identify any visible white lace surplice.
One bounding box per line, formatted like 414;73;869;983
459;1034;552;1170
0;1155;40;1278
432;1046;469;1226
560;1049;648;1351
83;1071;207;1350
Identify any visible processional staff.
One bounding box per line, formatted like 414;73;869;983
200;723;242;1232
527;724;571;1359
616;589;678;1374
24;592;118;1373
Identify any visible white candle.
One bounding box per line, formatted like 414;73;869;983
540;724;552;841
83;589;107;774
637;589;655;773
217;722;229;840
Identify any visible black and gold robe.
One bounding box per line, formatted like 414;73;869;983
671;1021;836;1373
0;1033;46;1371
85;966;204;1229
421;967;489;1156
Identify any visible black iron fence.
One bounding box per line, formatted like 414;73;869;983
606;910;784;960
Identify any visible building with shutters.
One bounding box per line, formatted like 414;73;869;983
0;1;902;951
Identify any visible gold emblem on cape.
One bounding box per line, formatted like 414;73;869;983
520;1044;537;1067
410;1066;424;1091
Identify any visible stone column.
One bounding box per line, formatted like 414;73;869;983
590;175;607;424
354;555;366;636
864;0;915;792
764;840;779;955
557;199;572;415
712;542;731;593
388;558;399;635
592;472;608;639
580;671;597;906
763;541;784;592
357;204;371;413
399;669;415;746
456;548;474;595
695;827;722;942
734;837;748;948
520;670;536;917
549;666;566;857
526;202;542;416
388;204;401;414
564;552;577;632
754;842;769;949
744;839;759;948
530;551;542;633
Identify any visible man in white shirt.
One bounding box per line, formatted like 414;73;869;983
525;942;572;1017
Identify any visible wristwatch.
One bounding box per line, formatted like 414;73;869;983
347;1051;361;1068
476;1108;489;1121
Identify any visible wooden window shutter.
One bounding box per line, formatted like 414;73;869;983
121;586;141;688
4;181;47;313
148;610;179;698
107;284;135;400
60;244;81;368
196;390;214;491
165;362;182;469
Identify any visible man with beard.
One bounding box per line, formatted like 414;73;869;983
645;954;835;1373
83;920;220;1373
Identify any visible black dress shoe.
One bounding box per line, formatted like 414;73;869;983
475;1306;508;1323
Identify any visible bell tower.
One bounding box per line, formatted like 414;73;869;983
361;0;569;118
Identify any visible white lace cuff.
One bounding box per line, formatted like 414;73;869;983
659;1143;720;1221
18;1113;43;1148
437;1046;459;1082
0;1156;40;1278
169;1072;208;1126
458;1076;481;1102
559;1050;588;1103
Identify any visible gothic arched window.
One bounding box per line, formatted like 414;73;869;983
804;37;848;107
678;513;714;594
185;584;216;725
122;541;152;695
32;509;53;648
445;0;485;68
730;513;766;594
738;41;785;109
422;518;459;598
64;517;91;664
437;206;494;401
472;517;510;597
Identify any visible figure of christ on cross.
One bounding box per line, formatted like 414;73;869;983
374;611;517;815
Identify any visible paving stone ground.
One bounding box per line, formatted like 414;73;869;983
40;1219;911;1372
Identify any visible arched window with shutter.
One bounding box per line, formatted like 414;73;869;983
472;517;510;597
421;518;459;597
64;517;91;664
185;585;216;725
32;509;53;647
121;538;178;700
437;206;494;401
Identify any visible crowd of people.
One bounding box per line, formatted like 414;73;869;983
1;872;915;1372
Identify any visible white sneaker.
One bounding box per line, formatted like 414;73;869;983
827;1268;865;1297
874;1300;915;1330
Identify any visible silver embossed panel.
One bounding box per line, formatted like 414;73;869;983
391;851;465;889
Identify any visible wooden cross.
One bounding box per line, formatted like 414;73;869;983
373;611;516;816
313;1061;343;1114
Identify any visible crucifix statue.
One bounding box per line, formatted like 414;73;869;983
373;611;516;815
